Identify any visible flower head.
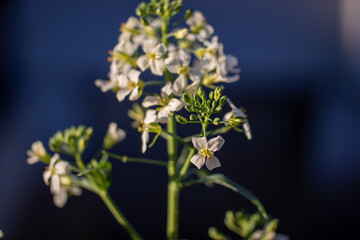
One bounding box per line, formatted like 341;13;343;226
137;40;167;76
43;154;69;195
138;109;159;153
223;99;252;140
103;122;126;150
27;141;49;165
191;135;225;170
116;69;142;102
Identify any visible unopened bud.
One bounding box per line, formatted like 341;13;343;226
213;118;221;125
185;105;195;112
184;9;193;20
215;106;222;113
174;28;188;39
214;87;222;101
229;117;242;126
182;92;192;105
190;114;198;120
197;87;205;99
209;91;214;100
175;115;187;124
219;96;227;106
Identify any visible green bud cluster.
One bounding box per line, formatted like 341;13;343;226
136;0;183;20
208;210;280;240
177;87;227;127
49;125;93;156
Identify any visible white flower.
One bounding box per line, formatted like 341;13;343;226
191;135;225;170
142;82;183;123
119;16;141;41
116;69;141;102
223;99;252;140
186;11;214;42
27;141;47;164
43;154;69;195
0;230;3;238
251;230;289;240
165;49;201;96
103;122;126;149
141;109;158;153
137;40;167;76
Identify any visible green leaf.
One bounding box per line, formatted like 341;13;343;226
183;174;268;219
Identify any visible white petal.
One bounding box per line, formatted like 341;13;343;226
95;80;114;92
142;96;160;108
50;175;61;194
158;107;171;124
179;49;191;66
223;111;233;122
43;171;51;185
144;109;158;124
221;75;240;83
206;155;221;170
243;123;252;140
153;43;167;57
190;154;205;169
49;154;59;168
27;156;39;165
173;75;187;96
116;89;131;102
141;131;149;153
129;86;140;101
117;74;129;88
150;59;164;76
53;188;68;208
136;55;149;71
161;82;173;97
128;69;140;83
165;56;180;74
192;137;207;150
185;81;200;97
226;98;237;110
142;39;157;53
208;135;225;152
167;98;183;112
55;161;69;175
189;68;201;82
71;186;83;196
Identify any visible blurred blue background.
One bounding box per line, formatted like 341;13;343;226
0;0;359;239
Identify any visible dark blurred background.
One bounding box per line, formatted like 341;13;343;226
0;0;359;239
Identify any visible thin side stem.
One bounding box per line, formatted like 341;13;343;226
178;148;196;182
105;151;167;167
100;192;143;240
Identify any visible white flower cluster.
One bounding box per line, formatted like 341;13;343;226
95;11;243;162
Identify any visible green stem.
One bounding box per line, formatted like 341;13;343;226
178;148;196;182
74;152;86;170
100;192;143;240
161;130;193;148
166;115;179;240
143;81;165;86
105;151;167;167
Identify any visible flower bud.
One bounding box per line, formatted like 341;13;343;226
185;105;195;112
194;101;202;108
190;114;198;120
174;28;188;39
214;87;222;101
229;118;242;127
213;118;221;125
175;115;187;124
197;87;205;99
182;92;192;105
215;106;222;113
219;96;227;106
184;9;193;20
209;91;214;100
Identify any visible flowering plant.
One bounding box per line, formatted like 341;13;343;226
27;0;287;239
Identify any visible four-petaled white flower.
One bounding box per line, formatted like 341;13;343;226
43;154;69;196
191;135;225;170
186;10;214;42
141;109;158;153
53;185;82;208
223;98;252;140
165;49;201;96
116;69;142;102
142;82;183;123
137;40;167;76
27;141;47;165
